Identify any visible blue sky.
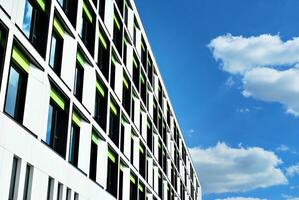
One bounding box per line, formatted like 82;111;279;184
136;0;299;200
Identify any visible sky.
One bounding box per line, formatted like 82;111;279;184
135;0;299;200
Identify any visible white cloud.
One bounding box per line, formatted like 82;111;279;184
225;76;235;87
216;197;266;200
282;194;299;200
189;142;288;194
237;108;250;113
286;164;299;177
276;144;290;152
209;34;299;116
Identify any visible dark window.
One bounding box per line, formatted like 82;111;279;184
66;188;71;200
0;23;8;89
46;88;69;158
22;0;49;58
23;164;33;200
140;73;146;105
94;80;108;131
115;0;123;14
110;57;116;90
130;174;137;200
5;50;28;123
9;157;19;200
58;0;78;27
113;11;123;55
73;62;84;101
153;100;157;127
89;132;99;181
139;143;146;178
122;74;131;115
141;38;147;70
138;183;145;200
80;1;95;56
68;121;80;167
98;27;110;80
46;177;54;200
99;0;105;19
118;163;124;200
122;36;127;66
130;134;134;164
132;55;139;89
158;172;162;198
120;119;125;153
107;149;118;198
147;57;153;85
146;120;152;150
74;193;79;200
49;31;63;76
109;100;120;146
57;183;63;200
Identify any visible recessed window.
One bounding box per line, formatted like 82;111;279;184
109;99;120;146
46;177;54;200
138;182;145;200
9;157;20;200
23;164;33;200
94;79;107;130
5;47;29;123
141;38;147;70
74;52;85;101
132;54;139;89
46;87;69;158
0;23;8;89
158;171;162;198
140;72;146;105
68;111;81;167
122;74;131;115
58;0;78;27
107;148;118;198
66;188;71;200
99;0;105;20
80;0;95;56
57;183;63;200
113;11;123;55
130;173;137;200
147;120;152;150
130;133;134;164
120;117;128;154
22;0;49;58
97;27;110;80
118;162;124;200
139;143;146;178
89;131;100;181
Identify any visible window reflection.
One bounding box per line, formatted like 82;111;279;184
22;0;33;38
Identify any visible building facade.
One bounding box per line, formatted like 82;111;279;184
0;0;201;200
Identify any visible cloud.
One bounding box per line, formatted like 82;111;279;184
276;144;290;152
189;142;288;194
282;194;299;200
225;76;236;87
286;164;299;177
237;108;250;113
209;34;299;116
216;197;267;200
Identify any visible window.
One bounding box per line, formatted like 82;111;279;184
80;1;95;56
66;188;71;200
139;143;146;178
158;171;162;198
99;0;105;19
115;0;123;14
141;38;147;70
110;55;116;90
94;80;107;131
138;182;145;200
46;87;69;158
132;55;140;90
147;57;153;85
9;157;20;200
46;177;54;200
97;27;110;80
89;131;99;181
118;162;124;200
22;0;49;57
5;47;29;123
0;23;8;89
49;18;64;76
57;183;63;200
122;74;131;115
69;112;81;167
122;35;128;66
107;148;118;198
130;173;137;200
113;11;122;55
74;193;79;200
109;99;120;146
74;52;85;101
120;117;128;154
146;120;152;150
153;100;157;127
130;132;135;164
23;164;33;200
140;72;146;105
57;0;78;27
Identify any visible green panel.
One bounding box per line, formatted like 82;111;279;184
36;0;46;11
83;1;93;23
112;55;117;65
139;145;144;154
76;52;85;68
120;163;124;171
123;77;129;89
96;81;105;97
108;150;116;163
72;112;81;127
133;57;138;68
141;42;145;51
12;47;30;73
138;184;144;192
53;18;65;38
50;88;65;110
130;175;136;184
91;132;99;145
114;15;121;30
158;171;161;178
140;74;145;84
99;29;107;49
121;117;128;125
110;101;118;115
147;121;151;129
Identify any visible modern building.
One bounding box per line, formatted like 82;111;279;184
0;0;201;199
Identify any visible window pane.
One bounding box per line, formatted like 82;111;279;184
9;157;19;200
5;66;20;118
22;0;33;38
46;104;54;145
49;35;57;69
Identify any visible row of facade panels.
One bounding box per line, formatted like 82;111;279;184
0;0;201;199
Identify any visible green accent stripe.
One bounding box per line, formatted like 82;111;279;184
133;57;137;68
123;77;129;89
53;18;65;38
138;184;144;192
130;175;136;184
12;47;30;73
120;163;124;171
147;122;151;129
141;42;145;51
72;112;81;127
36;0;46;11
108;150;116;163
96;81;105;97
110;101;118;115
139;145;144;154
114;15;121;30
140;74;145;84
91;132;99;145
158;171;161;178
99;29;107;49
83;1;93;23
76;52;85;68
112;55;117;65
50;88;65;110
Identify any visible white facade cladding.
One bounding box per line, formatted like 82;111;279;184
0;0;201;200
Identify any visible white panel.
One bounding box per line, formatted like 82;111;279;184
30;169;48;200
147;158;153;187
133;136;139;169
135;29;141;57
146;194;153;200
15;0;26;28
148;91;153;118
23;65;50;139
163;181;168;200
122;167;130;200
114;62;123;101
177;177;181;196
127;8;134;39
133;97;140;128
78;121;92;174
97;139;107;188
82;63;96;114
61;34;77;89
141;110;147;141
0;148;13;200
153;166;158;193
167;159;171;178
154;74;159;97
0;0;13;17
104;0;114;36
153;134;158;159
123;122;131;159
126;43;133;77
16;160;27;200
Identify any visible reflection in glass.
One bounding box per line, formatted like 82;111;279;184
5;66;20;118
22;0;33;38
